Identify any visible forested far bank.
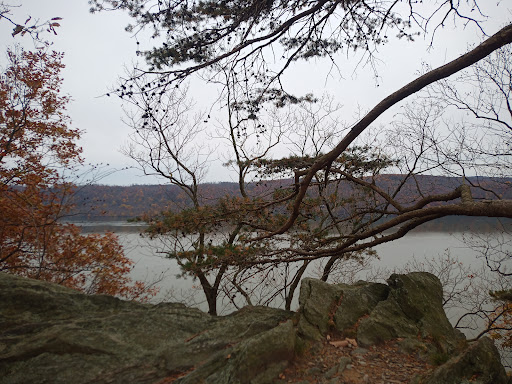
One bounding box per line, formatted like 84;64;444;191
67;174;512;232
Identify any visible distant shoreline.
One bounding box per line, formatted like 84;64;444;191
66;216;511;235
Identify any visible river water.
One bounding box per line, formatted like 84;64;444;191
76;220;511;366
78;220;511;315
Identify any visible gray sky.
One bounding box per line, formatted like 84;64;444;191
1;1;510;185
0;1;144;184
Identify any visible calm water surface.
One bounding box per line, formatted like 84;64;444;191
77;221;511;365
79;221;510;312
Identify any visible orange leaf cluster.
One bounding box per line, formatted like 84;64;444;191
489;301;512;348
0;47;156;301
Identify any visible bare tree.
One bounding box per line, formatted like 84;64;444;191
121;79;231;314
121;42;512;312
96;1;512;314
91;0;512;235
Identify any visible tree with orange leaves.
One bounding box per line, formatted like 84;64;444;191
0;47;156;301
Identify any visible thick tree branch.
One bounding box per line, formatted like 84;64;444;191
265;23;512;238
245;198;512;266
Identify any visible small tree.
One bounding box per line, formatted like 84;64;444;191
122;80;231;313
0;47;155;300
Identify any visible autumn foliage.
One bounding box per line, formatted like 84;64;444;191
0;47;155;300
488;291;512;350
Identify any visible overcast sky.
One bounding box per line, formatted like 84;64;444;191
1;1;510;185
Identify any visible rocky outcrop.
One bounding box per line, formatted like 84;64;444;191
297;278;389;340
297;272;465;358
1;271;508;384
0;272;295;384
417;336;508;384
357;272;464;355
296;272;508;384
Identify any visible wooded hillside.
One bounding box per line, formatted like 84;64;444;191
69;175;512;222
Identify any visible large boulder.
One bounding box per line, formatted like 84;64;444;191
297;278;389;340
357;272;464;354
417;336;509;384
0;273;295;384
297;278;344;340
333;280;390;337
298;273;465;358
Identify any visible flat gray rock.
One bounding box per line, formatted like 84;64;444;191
0;273;295;384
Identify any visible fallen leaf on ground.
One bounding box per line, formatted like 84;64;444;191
329;340;349;348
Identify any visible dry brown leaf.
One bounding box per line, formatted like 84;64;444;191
329;340;349;348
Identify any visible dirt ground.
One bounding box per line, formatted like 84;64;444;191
277;337;434;384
